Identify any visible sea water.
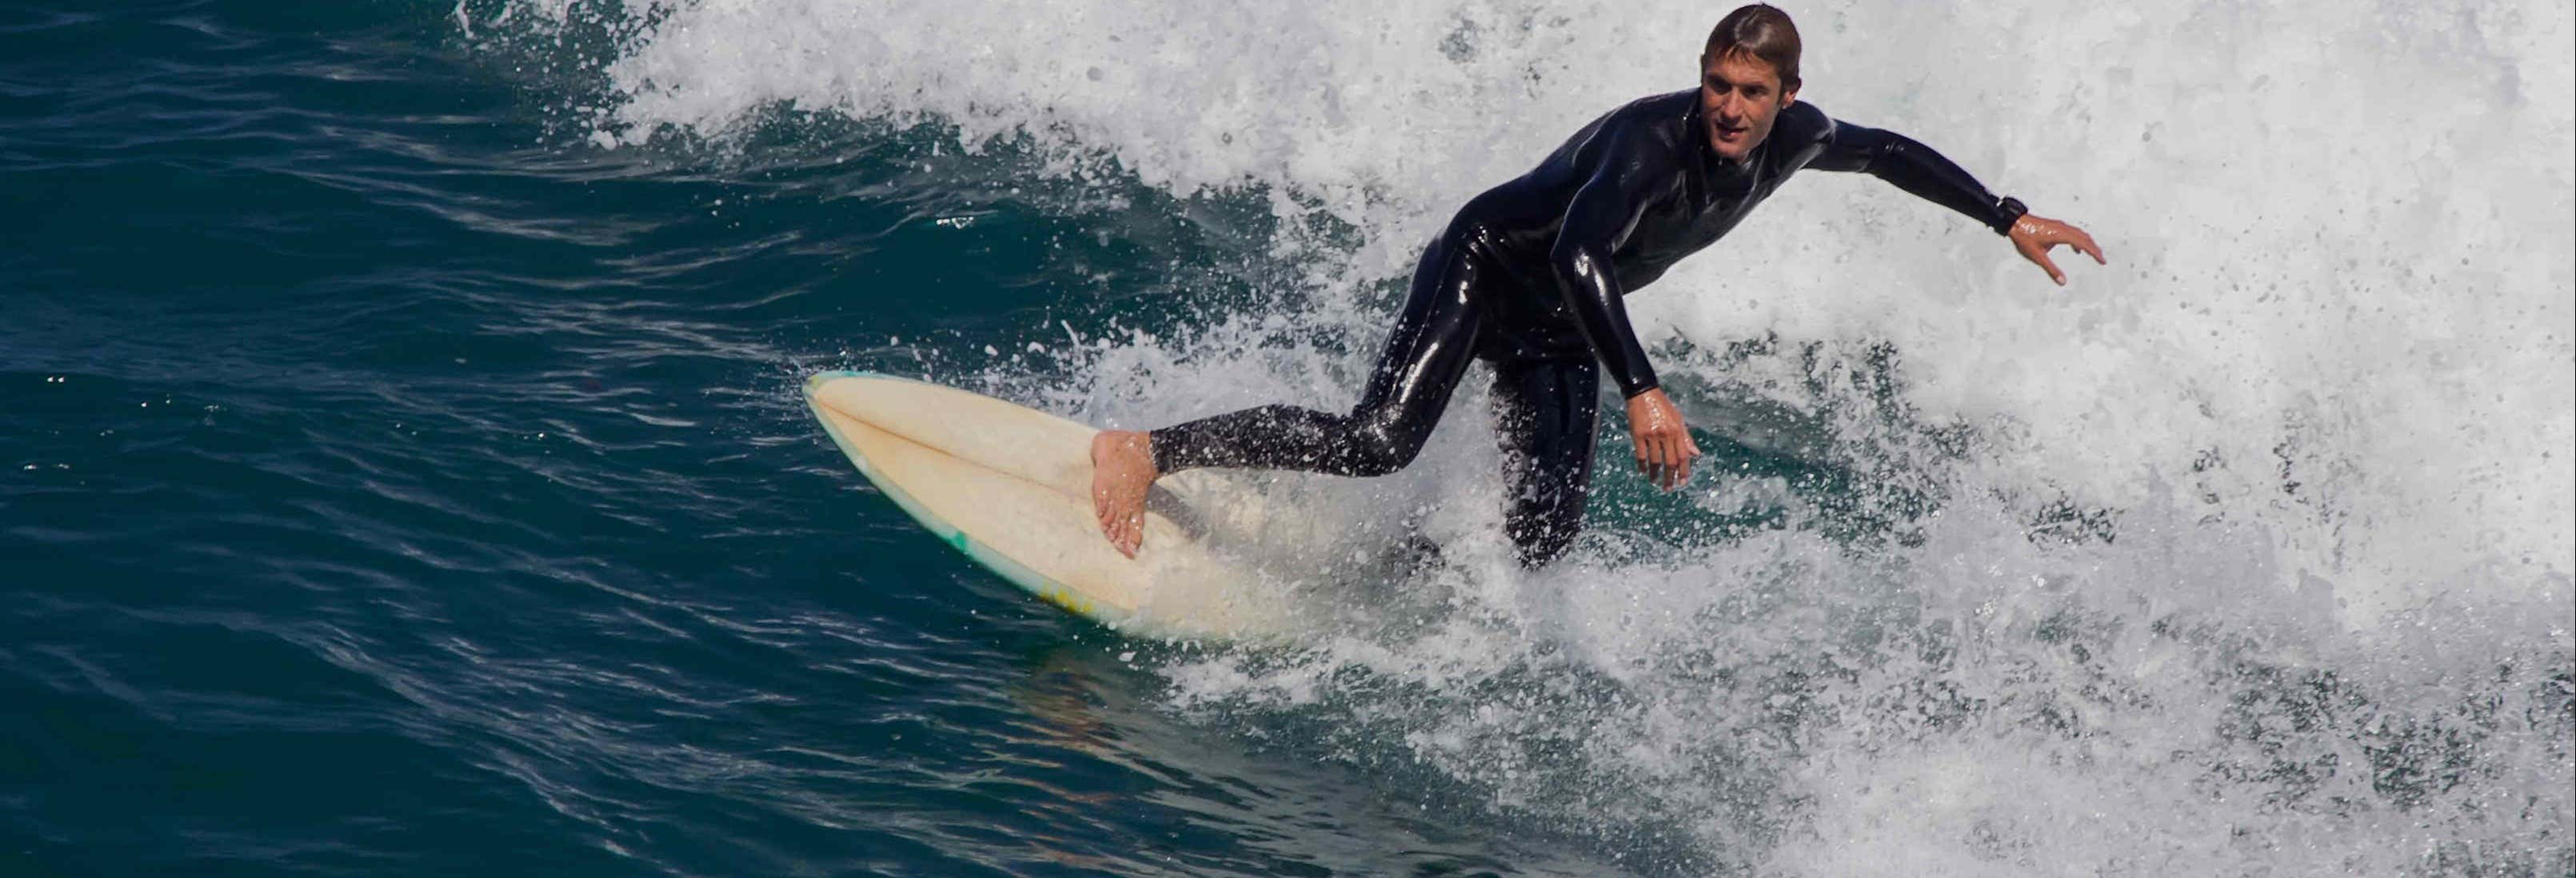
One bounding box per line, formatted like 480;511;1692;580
4;1;2569;875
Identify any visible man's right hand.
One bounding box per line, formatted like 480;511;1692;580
1625;388;1700;491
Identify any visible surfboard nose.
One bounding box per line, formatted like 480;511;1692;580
805;370;868;400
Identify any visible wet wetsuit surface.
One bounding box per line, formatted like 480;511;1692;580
1149;90;2024;566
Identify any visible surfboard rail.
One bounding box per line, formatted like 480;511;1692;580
805;371;1295;641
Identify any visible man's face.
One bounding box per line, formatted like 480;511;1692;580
1699;51;1796;162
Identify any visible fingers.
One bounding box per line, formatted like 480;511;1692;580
2016;218;2104;281
1112;510;1140;557
1627;389;1700;491
2035;248;2067;285
1633;431;1702;490
1639;437;1667;490
1093;495;1128;557
2075;229;2107;265
1091;486;1141;557
2053;223;2106;265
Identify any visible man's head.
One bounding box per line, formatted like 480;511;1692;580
1699;4;1802;162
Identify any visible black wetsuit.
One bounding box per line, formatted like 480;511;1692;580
1149;91;2027;567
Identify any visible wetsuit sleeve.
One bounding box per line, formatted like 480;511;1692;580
1548;130;1667;398
1807;117;2027;234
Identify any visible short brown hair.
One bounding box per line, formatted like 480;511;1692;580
1703;4;1803;90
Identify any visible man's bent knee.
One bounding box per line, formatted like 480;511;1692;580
1340;430;1424;476
1335;410;1434;477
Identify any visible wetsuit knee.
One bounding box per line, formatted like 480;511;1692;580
1336;411;1432;476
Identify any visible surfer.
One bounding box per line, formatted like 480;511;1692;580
1090;3;2103;567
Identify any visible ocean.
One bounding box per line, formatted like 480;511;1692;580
4;1;2570;875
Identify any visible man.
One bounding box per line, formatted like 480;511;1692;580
1088;4;2103;567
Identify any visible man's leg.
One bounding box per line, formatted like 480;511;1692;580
1146;233;1488;477
1490;357;1601;568
1091;233;1491;555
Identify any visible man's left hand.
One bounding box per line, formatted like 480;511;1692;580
2008;214;2106;285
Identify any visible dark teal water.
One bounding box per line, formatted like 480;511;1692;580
0;3;1593;875
10;2;2572;876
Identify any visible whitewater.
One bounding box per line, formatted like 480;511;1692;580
481;0;2573;873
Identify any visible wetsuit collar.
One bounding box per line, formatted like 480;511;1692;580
1680;98;1753;209
1682;98;1753;174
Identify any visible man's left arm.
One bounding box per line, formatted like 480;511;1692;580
1811;117;2106;285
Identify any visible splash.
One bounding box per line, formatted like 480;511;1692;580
475;0;2575;872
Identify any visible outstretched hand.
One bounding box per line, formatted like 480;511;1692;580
1625;388;1700;491
2008;214;2106;285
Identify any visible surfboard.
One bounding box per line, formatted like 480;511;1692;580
804;371;1303;641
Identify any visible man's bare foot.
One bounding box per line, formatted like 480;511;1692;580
1088;430;1159;557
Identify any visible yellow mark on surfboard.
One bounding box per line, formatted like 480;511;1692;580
1039;588;1096;617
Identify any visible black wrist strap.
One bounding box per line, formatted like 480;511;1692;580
1993;196;2028;235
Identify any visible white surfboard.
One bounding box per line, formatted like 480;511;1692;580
805;372;1308;641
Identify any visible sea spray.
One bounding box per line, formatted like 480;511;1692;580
476;0;2575;872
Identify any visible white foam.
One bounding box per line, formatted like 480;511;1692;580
493;0;2576;871
556;0;2570;613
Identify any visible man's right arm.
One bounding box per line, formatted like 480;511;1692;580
1547;130;1664;399
1548;129;1701;489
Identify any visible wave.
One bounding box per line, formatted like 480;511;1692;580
469;1;2575;872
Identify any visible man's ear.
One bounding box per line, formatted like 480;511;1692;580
1780;85;1799;108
